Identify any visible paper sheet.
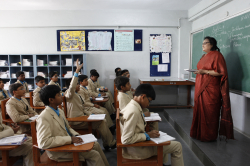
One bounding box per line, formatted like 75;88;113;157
95;97;104;100
87;114;106;120
150;131;175;144
88;31;112;50
150;34;172;53
29;115;39;121
162;53;170;63
144;115;162;121
0;134;26;145
157;64;168;72
74;134;97;146
114;30;134;51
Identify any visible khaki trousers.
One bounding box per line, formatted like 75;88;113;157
106;90;114;103
0;137;34;166
72;120;116;147
54;142;110;166
86;106;113;128
104;99;116;115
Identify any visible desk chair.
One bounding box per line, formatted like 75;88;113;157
116;108;170;166
31;120;93;166
114;84;117;108
0;145;22;166
29;91;45;113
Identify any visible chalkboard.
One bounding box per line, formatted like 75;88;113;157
191;10;250;94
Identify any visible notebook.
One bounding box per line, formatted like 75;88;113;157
184;69;197;72
150;131;175;144
87;114;106;120
0;134;28;146
95;97;104;101
29;115;39;121
144;114;162;121
74;134;97;146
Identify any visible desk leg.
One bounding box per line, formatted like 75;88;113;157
73;152;80;166
187;85;191;106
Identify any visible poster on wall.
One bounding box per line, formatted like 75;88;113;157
149;34;172;53
88;31;112;51
60;31;85;51
114;30;134;51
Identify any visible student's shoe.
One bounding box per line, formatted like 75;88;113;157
109;125;116;135
104;142;117;151
110;113;116;120
163;164;171;166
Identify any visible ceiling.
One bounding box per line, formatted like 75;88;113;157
0;0;202;11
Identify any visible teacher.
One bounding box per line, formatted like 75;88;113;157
190;36;234;141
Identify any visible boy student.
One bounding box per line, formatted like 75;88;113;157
78;75;114;128
16;71;29;94
87;71;116;115
33;76;46;114
0;115;34;166
120;84;184;166
48;71;63;94
121;69;130;78
37;85;110;166
6;83;38;133
64;60;116;150
0;78;9;109
115;67;121;74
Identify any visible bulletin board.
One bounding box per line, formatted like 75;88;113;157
57;29;142;52
149;34;172;77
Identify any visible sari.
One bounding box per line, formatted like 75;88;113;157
190;50;234;141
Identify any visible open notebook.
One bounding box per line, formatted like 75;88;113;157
74;134;97;146
150;131;175;144
0;134;28;146
144;113;162;121
87;114;106;120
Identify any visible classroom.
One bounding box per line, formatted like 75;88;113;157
0;0;250;166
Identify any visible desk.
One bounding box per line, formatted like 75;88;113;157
92;97;109;106
139;78;195;108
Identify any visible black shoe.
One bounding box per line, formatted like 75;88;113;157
163;164;171;166
104;142;117;151
110;113;116;120
109;125;116;135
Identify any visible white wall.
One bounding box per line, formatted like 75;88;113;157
189;0;250;137
0;9;191;105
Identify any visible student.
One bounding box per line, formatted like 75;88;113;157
0;115;34;166
120;84;184;166
64;60;116;150
78;75;114;128
89;69;114;104
0;78;10;112
87;71;116;115
116;70;122;77
33;76;46;114
16;71;29;94
6;83;38;133
36;85;110;166
121;69;130;78
115;67;121;74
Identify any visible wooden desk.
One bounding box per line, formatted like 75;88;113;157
139;78;195;108
92;97;109;106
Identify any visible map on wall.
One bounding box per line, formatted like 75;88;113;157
114;30;134;51
88;31;112;51
60;31;85;51
150;34;172;53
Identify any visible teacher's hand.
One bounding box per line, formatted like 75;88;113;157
194;69;206;75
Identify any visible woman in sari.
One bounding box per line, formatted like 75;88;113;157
190;36;234;142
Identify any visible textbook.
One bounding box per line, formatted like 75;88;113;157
29;115;39;121
150;131;175;144
0;134;28;146
144;114;162;121
184;69;197;72
87;114;106;120
95;97;104;101
74;134;97;146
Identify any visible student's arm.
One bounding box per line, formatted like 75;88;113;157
0;124;14;139
64;76;78;99
36;116;72;149
78;90;95;107
121;111;146;145
23;99;38;115
118;93;131;110
33;90;45;106
25;82;29;93
6;103;29;122
87;81;99;97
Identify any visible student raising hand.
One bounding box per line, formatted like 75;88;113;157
75;59;83;73
71;136;83;144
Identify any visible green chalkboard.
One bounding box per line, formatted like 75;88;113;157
191;10;250;93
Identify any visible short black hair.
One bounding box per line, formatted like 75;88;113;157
116;71;122;77
0;78;3;82
9;83;23;96
114;76;129;90
90;71;99;77
35;76;45;83
134;84;156;100
121;69;129;75
16;71;24;78
65;78;72;89
78;75;88;83
40;85;61;105
49;71;58;78
115;67;121;73
90;69;97;74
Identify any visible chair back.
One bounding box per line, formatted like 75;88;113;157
62;96;67;117
1;98;10;123
30;120;37;146
29;91;34;107
116;108;122;143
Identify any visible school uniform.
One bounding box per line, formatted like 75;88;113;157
118;91;158;130
0;89;9;112
120;100;184;166
6;97;38;133
36;106;109;166
0;114;34;166
78;86;113;127
64;74;116;148
33;87;45;114
16;80;29;93
96;79;114;103
48;80;63;94
87;79;115;114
